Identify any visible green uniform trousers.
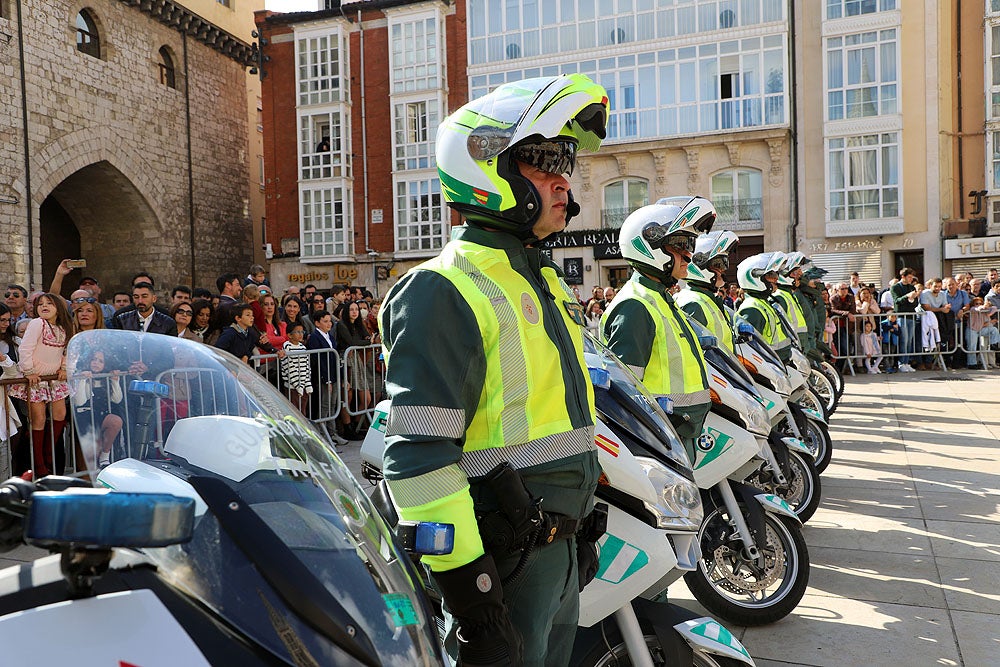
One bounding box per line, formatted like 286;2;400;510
442;537;580;666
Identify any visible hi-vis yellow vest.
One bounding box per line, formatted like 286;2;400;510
604;279;710;406
739;294;791;350
419;240;596;477
675;287;735;353
773;289;808;334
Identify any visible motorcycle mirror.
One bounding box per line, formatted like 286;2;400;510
26;490;194;548
588;366;611;390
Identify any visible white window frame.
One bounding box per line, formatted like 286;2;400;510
394;176;448;256
298;110;350;180
388;9;444;93
602;178;649;228
299;185;352;261
826;132;901;223
825;0;896;20
710;168;764;231
824;29;898;122
295;28;346;107
393;99;440;171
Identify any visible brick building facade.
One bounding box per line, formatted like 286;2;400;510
255;0;466;298
0;0;254;296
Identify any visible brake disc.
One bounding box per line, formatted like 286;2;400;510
709;523;785;594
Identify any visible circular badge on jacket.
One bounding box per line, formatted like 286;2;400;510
521;292;540;324
476;573;493;593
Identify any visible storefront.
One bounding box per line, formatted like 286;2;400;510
943;237;1000;278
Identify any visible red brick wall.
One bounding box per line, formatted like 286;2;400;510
255;12;300;253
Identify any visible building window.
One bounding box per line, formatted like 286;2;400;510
710;168;763;230
826;30;897;121
990;26;1000;120
394;100;438;171
256;98;263;132
992;0;1000;14
390;17;439;93
826;0;896;20
76;10;100;59
992;131;1000;190
301;186;351;259
396;178;446;253
299;112;348;180
217;0;230;6
158;46;176;88
602;178;648;228
258;155;265;189
297;33;343;106
828;133;900;221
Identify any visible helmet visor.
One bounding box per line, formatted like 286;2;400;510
512;140;577;176
706;255;729;272
642;224;697;254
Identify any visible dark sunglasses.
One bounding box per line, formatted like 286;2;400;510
706;256;729;272
641;224;696;254
512;140;577;176
72;297;97;304
4;292;22;298
176;309;193;315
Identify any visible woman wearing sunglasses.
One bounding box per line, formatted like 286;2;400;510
170;302;199;342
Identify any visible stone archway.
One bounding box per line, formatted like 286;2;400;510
40;160;166;297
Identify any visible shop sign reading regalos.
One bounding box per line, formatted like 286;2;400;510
286;265;359;284
944;237;1000;260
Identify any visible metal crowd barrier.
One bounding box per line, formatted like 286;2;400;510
826;311;999;375
0;374;79;479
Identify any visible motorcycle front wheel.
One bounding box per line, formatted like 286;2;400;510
746;450;821;523
797;386;829;422
801;416;833;474
684;507;809;626
807;367;838;415
820;360;845;397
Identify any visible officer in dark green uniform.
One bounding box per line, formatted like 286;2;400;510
379;76;610;667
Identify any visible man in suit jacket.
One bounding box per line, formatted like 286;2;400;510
306;310;347;446
109;282;177;335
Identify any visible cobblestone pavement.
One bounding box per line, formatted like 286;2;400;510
3;371;998;666
668;370;1000;667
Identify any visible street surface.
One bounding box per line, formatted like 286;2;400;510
668;370;1000;667
2;371;998;666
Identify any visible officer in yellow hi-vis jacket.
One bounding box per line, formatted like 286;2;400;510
378;76;610;667
601;198;717;463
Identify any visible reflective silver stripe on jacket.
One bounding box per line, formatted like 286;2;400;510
458;426;595;479
662;388;712;407
453;253;531;446
386;405;466;439
386;463;469;508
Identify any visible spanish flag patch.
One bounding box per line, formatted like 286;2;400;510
472;188;490;205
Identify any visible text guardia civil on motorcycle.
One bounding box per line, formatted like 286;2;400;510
0;330;448;666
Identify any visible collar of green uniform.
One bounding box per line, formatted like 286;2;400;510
633;271;675;303
454;224;528;251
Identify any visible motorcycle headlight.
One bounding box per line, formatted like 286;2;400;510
771;369;793;396
634;457;703;531
743;396;771;436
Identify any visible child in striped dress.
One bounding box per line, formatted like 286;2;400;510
281;323;312;416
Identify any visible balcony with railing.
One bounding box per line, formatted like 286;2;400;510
714;197;763;231
601;207;631;229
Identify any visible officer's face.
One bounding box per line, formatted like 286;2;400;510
518;161;570;242
666;246;689;280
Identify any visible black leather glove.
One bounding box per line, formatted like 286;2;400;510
0;477;35;553
576;539;599;592
431;554;523;667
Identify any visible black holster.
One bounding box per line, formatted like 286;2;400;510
575;502;608;591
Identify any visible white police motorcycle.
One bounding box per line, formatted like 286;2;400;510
361;335;755;667
0;330;449;666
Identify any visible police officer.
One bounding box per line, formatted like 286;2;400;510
736;253;793;362
675;230;740;354
379;75;610;666
771;252;818;360
602;198;716;462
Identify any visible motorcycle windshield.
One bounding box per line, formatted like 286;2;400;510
582;334;692;472
66;330;443;666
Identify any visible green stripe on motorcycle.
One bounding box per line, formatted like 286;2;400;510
596;534;649;584
689;620;752;659
694;426;734;470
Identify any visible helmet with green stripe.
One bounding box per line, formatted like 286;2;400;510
619;197;717;284
688;230;739;287
777;251;808;286
737;252;786;294
436;75;609;241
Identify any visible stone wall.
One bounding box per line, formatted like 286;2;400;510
0;0;251;297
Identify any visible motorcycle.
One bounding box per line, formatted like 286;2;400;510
732;315;834;475
361;335;755;667
0;330;449;666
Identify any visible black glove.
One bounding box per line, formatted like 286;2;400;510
0;477;36;553
577;540;599;592
431;554;523;667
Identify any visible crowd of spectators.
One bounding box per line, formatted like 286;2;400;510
1;262;386;473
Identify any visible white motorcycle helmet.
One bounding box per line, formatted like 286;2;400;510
737;252;786;294
688;230;740;287
436;74;609;243
777;251;808;286
619;197;717;283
